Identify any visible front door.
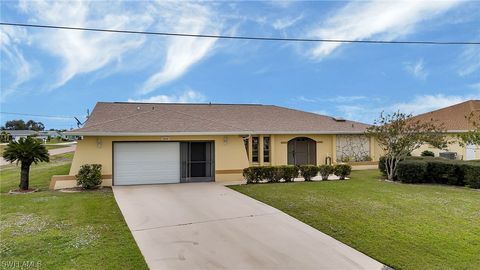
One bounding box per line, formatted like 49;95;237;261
466;144;476;160
287;137;317;165
180;142;215;182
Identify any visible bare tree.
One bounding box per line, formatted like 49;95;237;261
366;111;447;180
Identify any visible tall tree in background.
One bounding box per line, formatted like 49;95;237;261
1;119;45;131
26;120;45;131
458;112;480;146
366;111;447;180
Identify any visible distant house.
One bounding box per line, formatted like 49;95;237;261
1;130;65;142
410;100;480;160
2;130;41;142
51;102;384;189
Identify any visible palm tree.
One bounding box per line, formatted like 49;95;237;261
3;137;50;190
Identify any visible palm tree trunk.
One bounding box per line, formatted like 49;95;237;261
20;162;30;190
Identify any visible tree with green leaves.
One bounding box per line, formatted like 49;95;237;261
458;112;480;146
2;137;50;190
366;111;447;181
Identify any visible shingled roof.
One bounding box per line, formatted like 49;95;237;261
409;100;480;132
68;102;370;135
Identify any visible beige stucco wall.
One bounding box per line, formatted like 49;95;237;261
269;134;336;166
69;135;250;182
65;133;383;187
411;135;480;160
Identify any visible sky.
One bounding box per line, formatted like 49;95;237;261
1;0;479;130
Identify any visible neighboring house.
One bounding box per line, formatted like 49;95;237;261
53;102;382;189
2;130;43;142
410;100;480;160
1;130;65;142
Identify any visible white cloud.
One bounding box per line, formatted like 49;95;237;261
6;1;221;95
272;15;303;30
458;44;480;76
328;95;367;103
295;95;367;103
308;1;461;59
404;59;428;80
128;89;207;103
140;2;222;94
18;0;151;89
393;94;480;115
335;93;480;123
0;26;33;100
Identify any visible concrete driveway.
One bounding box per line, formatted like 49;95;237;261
113;183;385;270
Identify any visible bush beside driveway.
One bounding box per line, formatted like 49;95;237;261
231;169;480;270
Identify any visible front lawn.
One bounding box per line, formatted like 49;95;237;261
0;143;69;155
230;170;480;270
0;154;147;269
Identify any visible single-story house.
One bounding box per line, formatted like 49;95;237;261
1;130;46;142
52;102;382;189
0;130;65;142
410;100;480;160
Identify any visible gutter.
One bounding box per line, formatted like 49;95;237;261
64;130;367;136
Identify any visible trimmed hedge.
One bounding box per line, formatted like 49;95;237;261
299;165;319;181
318;164;334;180
280;165;299;182
396;160;427;183
334;164;352;180
421;150;435;157
76;164;102;189
463;163;480;189
394;157;480;189
243;164;354;183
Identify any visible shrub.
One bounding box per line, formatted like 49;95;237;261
280;165;298;182
421;150;435;157
263;166;283;183
425;160;458;185
76;164;102;189
334;164;352;180
299;165;319;181
318;164;334;180
396;160;427;183
243;167;264;184
462;163;480;189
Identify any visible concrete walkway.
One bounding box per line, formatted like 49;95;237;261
113;183;385;270
0;145;76;166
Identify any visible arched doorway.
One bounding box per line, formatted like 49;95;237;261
288;137;316;165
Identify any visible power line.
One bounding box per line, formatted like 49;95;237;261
1;22;479;45
0;111;74;119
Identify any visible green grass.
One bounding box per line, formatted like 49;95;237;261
0;154;147;269
230;170;480;270
0;143;70;155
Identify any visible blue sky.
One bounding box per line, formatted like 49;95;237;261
1;0;479;129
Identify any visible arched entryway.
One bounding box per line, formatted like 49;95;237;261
287;137;317;165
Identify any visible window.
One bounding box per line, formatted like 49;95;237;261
263;136;270;163
252;136;259;163
243;136;249;157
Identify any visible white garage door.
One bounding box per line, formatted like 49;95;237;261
113;142;180;185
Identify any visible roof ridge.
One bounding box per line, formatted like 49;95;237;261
413;100;477;118
270;105;370;126
110;102;264;106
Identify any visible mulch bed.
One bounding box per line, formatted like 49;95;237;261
9;188;39;194
58;186;112;193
